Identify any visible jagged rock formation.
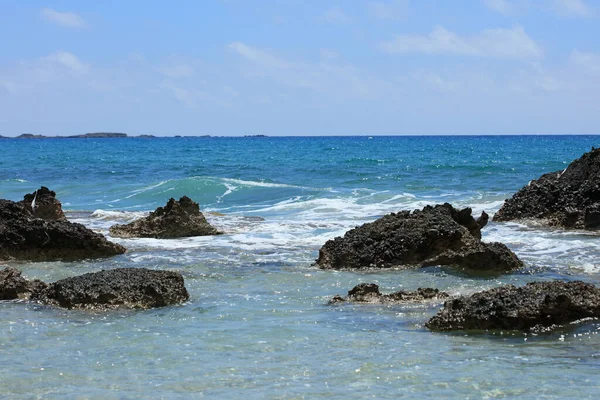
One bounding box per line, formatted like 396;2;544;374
315;203;522;273
330;282;449;304
109;196;222;238
426;281;600;332
17;186;66;221
494;147;600;229
0;195;126;261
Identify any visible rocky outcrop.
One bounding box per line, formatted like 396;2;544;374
0;198;126;261
32;268;189;310
17;186;66;221
0;266;47;300
494;147;600;229
426;281;600;332
330;283;449;304
109;196;222;239
315;203;522;273
0;267;189;310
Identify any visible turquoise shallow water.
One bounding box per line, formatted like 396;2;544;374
1;135;600;398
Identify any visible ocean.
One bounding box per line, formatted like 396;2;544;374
1;135;600;398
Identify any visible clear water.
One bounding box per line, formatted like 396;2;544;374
1;135;600;398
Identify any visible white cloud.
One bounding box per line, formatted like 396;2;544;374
228;42;290;69
320;7;352;24
551;0;591;16
380;26;543;60
569;50;600;73
483;0;515;15
43;51;90;74
158;64;194;78
368;0;409;20
40;8;87;29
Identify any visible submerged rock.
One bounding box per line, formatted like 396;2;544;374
0;197;126;262
330;283;449;304
109;196;222;238
17;186;66;221
32;268;189;310
426;281;600;332
315;203;522;273
494;147;600;229
0;266;47;300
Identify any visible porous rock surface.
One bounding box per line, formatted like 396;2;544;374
315;203;522;273
0;197;126;262
109;196;221;238
0;266;47;300
330;282;449;304
17;186;66;221
494;147;600;229
31;268;190;310
426;281;600;332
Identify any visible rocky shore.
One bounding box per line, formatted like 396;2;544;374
494;147;600;229
330;283;449;305
0;188;125;261
315;203;522;273
0;266;189;310
109;196;222;238
426;281;600;332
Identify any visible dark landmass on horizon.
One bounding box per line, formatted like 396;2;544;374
0;133;270;139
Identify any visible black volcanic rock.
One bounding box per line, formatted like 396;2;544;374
426;281;600;332
315;203;522;273
494;147;600;229
17;186;66;221
0;266;47;300
109;196;222;239
330;283;449;304
32;268;189;310
0;196;126;262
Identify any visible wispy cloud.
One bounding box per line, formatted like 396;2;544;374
320;7;352;24
368;0;409;20
551;0;591;17
483;0;515;15
43;51;90;74
158;64;194;78
379;26;543;60
569;50;600;72
40;8;87;29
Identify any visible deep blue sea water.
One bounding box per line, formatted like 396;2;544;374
1;135;600;398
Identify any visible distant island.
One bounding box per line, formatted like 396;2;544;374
0;133;270;139
10;132;154;139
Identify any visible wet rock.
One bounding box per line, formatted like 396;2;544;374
494;147;600;229
330;282;449;304
0;266;47;300
0;198;126;261
17;186;66;221
426;281;600;332
315;203;522;273
109;196;222;238
32;268;189;310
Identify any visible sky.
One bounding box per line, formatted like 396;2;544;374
1;0;599;136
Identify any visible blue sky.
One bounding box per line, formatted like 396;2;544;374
1;0;599;136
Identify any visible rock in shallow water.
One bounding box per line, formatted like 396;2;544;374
0;198;126;262
330;282;449;304
0;266;47;300
493;147;600;229
31;268;190;310
109;196;222;238
315;203;522;273
426;281;600;332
